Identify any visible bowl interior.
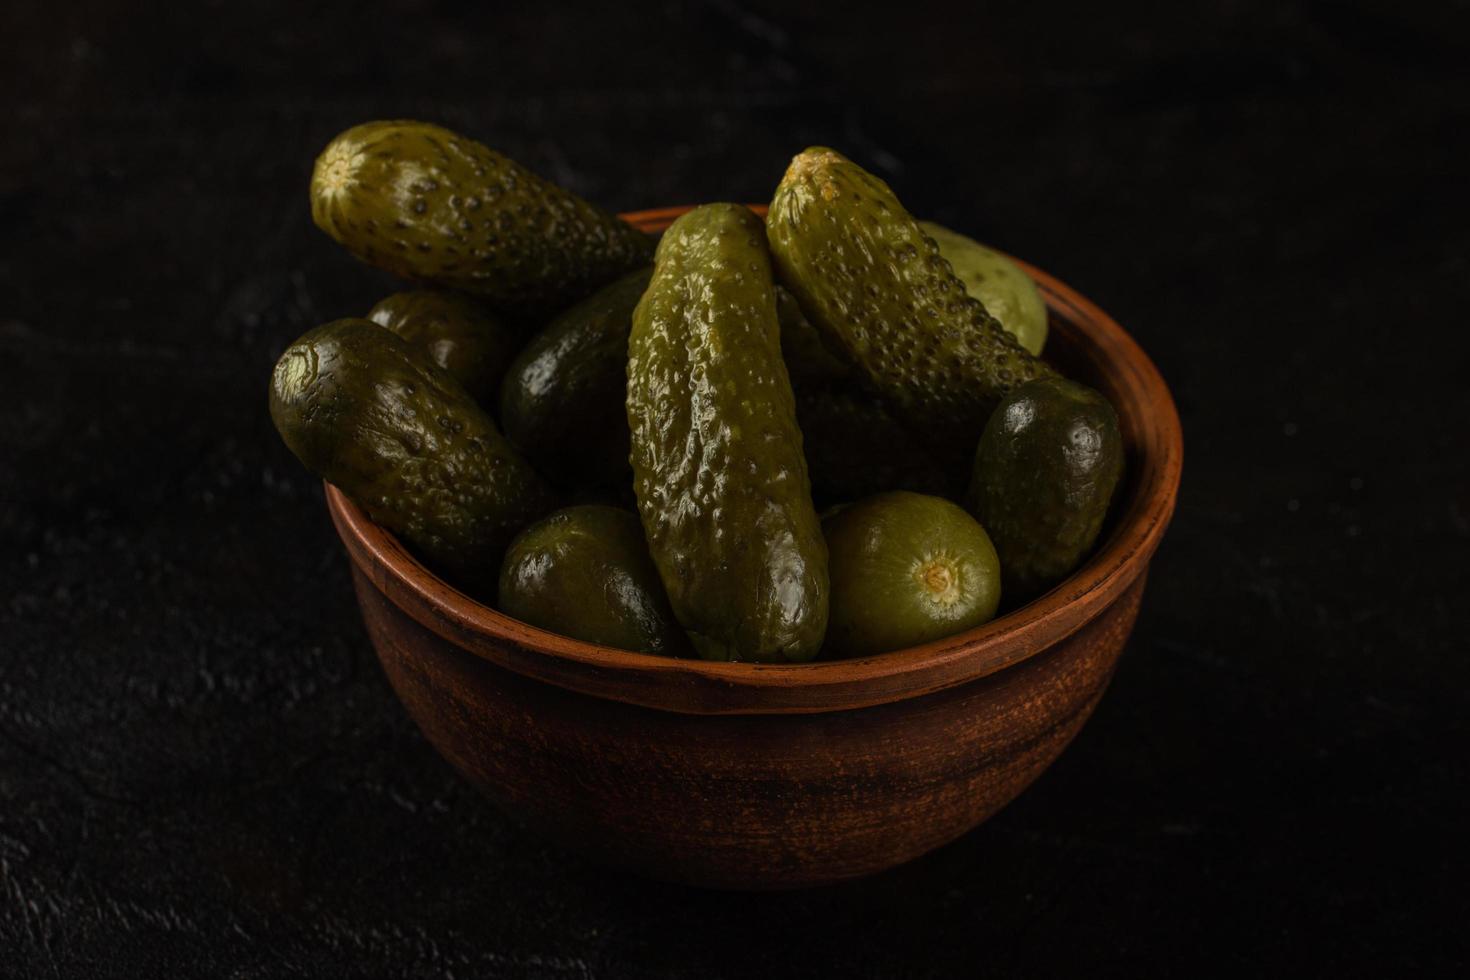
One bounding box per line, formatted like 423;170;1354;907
325;205;1182;714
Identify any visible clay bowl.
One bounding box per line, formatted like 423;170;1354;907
325;204;1183;890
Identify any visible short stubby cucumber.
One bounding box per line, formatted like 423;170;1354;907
367;289;516;405
311;120;653;318
498;505;689;656
269;319;555;587
966;377;1124;603
627;203;828;663
768;147;1055;455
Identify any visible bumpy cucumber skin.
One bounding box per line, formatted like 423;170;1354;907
497;266;836;496
500;272;826;493
367;290;516;405
499;267;651;490
310;120;653;318
627;203;828;663
966;377;1124;603
918;221;1048;356
498;505;690;656
269;319;555;586
767;147;1055;455
824;491;1002;658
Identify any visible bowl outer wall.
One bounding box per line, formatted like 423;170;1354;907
355;561;1147;889
324;205;1183;716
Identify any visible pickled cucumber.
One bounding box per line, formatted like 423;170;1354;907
269;319;555;585
499;267;651;490
498;506;688;656
768;147;1055;455
311;120;652;318
824;491;1002;658
966;378;1124;602
627;203;828;662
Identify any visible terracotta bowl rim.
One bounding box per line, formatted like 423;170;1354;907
324;204;1183;715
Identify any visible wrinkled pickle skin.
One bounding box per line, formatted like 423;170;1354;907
269;319;555;590
627;203;829;663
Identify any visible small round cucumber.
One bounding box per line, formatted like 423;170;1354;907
824;491;1001;658
498;505;688;656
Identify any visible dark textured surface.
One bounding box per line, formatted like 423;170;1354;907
1;0;1465;975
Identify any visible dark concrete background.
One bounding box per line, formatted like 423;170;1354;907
2;1;1466;976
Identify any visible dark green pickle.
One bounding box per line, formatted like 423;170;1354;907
966;377;1124;603
269;319;555;588
367;290;516;405
498;506;689;656
768;147;1055;456
310;120;652;318
499;267;652;490
627;203;828;663
824;492;1002;659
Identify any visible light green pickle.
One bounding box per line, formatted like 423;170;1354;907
824;491;1002;658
